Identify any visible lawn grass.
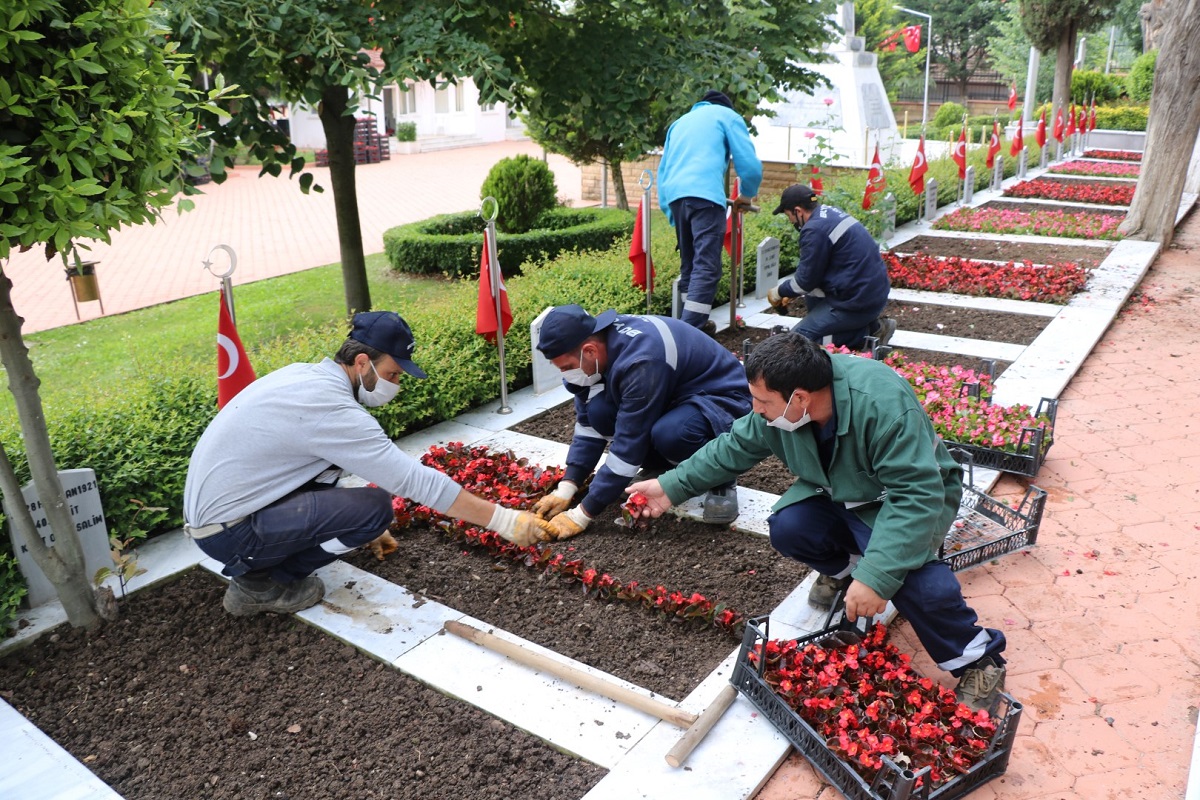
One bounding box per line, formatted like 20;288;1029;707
4;252;453;418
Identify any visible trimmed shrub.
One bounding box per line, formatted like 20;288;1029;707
383;207;631;278
1126;50;1157;102
479;155;558;233
395;122;416;142
931;102;967;130
1071;70;1124;103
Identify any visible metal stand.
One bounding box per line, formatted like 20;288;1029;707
479;197;511;414
638;170;654;313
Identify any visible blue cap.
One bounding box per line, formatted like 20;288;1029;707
350;311;427;378
536;305;618;359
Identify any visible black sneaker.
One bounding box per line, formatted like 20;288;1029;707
702;485;739;524
808;574;852;608
871;317;897;348
699;320;718;337
223;575;325;616
956;657;1007;712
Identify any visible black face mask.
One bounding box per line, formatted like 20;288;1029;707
792;213;806;232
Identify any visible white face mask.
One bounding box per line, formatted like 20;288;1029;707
562;346;602;387
766;392;811;431
357;360;400;407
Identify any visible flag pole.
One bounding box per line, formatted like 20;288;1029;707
202;243;239;323
479;197;511;415
639;169;655;313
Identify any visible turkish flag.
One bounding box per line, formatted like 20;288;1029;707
903;25;922;53
1088;102;1097;133
1065;104;1076;137
1010;122;1024;157
1036;110;1047;147
723;178;739;256
1008;83;1018;112
629;197;654;291
952;128;967;179
810;164;824;195
217;287;256;409
862;145;886;210
908;135;928;195
475;230;512;344
1053;106;1065;143
986;121;1002;168
1076;104;1086;134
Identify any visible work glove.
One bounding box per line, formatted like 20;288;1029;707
531;480;578;519
766;285;790;310
488;507;555;547
546;506;591;541
365;531;399;561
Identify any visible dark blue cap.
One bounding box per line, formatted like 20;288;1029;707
350;311;427;378
536;305;618;359
701;90;734;110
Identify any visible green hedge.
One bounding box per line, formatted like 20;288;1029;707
382;206;632;278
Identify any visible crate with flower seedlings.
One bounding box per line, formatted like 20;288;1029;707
731;614;1022;800
940;395;1057;478
942;475;1047;573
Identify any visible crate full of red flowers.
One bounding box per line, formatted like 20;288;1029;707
731;615;1022;800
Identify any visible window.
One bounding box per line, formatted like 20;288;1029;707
434;86;450;114
398;85;416;116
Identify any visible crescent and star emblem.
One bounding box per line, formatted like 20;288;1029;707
217;334;240;379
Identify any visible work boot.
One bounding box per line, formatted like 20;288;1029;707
808;574;852;608
699;320;718;338
702;484;739;524
870;317;897;348
956;657;1007;712
223;574;325;616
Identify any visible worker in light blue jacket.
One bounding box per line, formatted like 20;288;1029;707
658;90;763;333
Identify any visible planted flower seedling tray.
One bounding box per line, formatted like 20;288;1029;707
731;615;1022;800
944;397;1057;478
941;481;1047;573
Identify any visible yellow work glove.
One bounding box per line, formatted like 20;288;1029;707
365;531;398;561
531;480;578;519
488;507;555;547
546;506;591;540
766;285;790;310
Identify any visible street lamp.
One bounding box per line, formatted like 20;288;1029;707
895;6;933;129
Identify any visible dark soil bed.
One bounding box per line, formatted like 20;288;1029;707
349;512;809;700
766;300;1048;345
977;199;1126;216
0;570;606;800
894;234;1110;267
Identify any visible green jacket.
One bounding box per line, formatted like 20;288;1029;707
659;354;963;600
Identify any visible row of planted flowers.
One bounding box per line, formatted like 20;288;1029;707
1082;148;1142;162
1048;159;1140;178
391;442;746;633
883;251;1090;303
1003;177;1135;205
932;205;1125;240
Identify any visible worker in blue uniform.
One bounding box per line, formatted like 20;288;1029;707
532;304;752;537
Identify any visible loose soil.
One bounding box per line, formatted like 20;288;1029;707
978;199;1126;216
0;570;607;800
894;234;1110;267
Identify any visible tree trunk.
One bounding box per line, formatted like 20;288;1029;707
1118;0;1200;245
610;160;630;211
0;269;100;629
1051;23;1076;114
319;85;372;315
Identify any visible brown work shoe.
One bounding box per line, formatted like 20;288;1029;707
699;320;718;337
223;575;325;616
807;574;851;608
956;657;1006;712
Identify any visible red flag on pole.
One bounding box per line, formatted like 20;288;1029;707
986;121;1001;168
1052;106;1065;143
723;178;739;256
952;128;967;179
1007;83;1018;111
908;135;928;195
1036;110;1047;147
629;197;654;291
1087;101;1097;133
1010;121;1024;157
217;287;256;409
902;25;922;53
475;230;512;344
1075;104;1085;134
1065;104;1077;137
862;145;886;210
810;164;824;195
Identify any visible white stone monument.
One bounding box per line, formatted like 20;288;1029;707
10;468;111;608
751;2;904;167
755;237;781;299
529;306;562;395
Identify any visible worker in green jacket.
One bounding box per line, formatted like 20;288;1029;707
625;332;1008;712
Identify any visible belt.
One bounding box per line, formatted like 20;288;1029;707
184;516;247;539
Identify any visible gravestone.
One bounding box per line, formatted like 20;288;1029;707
529;306;562;395
1018;149;1028;179
992;156;1004;192
755;237;781;299
924;177;938;220
11;468;110;608
963;166;975;204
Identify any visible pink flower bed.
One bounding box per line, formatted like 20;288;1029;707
1048;160;1140;178
1082;149;1142;162
932;206;1124;240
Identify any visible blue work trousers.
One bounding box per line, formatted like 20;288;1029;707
791;295;883;350
670;198;727;329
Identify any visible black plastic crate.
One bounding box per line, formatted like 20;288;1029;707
945;397;1057;478
731;615;1022;800
941;481;1047;572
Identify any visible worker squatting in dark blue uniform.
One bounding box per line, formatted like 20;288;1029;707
776;204;891;348
562;314;751;517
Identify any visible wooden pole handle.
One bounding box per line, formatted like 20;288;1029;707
444;620;698;729
664;684;739;768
